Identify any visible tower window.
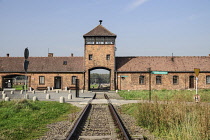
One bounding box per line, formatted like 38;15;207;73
106;54;110;60
86;37;95;44
96;37;104;44
139;76;145;85
156;76;162;85
105;37;115;44
89;54;93;60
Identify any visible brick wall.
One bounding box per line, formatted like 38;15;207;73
117;72;210;90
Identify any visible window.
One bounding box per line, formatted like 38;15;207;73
173;76;179;85
105;37;115;44
96;37;104;44
63;61;67;65
89;54;93;60
106;54;110;60
86;37;95;44
206;76;210;84
39;76;45;85
72;76;77;85
139;76;145;85
156;76;162;84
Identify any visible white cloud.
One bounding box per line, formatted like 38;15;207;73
127;0;149;11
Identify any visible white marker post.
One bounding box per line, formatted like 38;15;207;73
194;68;200;95
194;68;200;103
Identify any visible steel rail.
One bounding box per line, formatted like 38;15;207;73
104;94;131;140
66;93;96;140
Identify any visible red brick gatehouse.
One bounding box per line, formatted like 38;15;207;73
1;22;210;91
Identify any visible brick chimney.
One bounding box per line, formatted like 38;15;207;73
71;53;74;57
6;53;9;57
48;53;53;57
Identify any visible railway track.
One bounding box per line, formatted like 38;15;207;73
66;93;131;140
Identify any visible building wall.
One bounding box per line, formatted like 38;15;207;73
0;73;84;90
116;72;210;90
84;44;115;90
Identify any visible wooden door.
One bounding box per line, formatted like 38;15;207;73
189;76;194;88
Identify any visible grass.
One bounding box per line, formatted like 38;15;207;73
118;89;210;102
0;99;80;140
121;102;210;140
90;84;99;89
12;85;26;90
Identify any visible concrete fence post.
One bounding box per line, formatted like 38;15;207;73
25;94;29;99
68;94;72;99
56;90;59;93
2;94;7;99
48;87;50;91
2;91;5;94
60;96;65;103
20;90;23;94
11;91;14;94
69;90;71;93
5;97;10;101
46;94;50;99
65;87;68;91
29;87;32;91
116;90;118;93
32;90;35;94
52;87;54;90
33;96;38;101
44;90;47;94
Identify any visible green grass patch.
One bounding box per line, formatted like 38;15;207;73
121;103;210;140
118;89;210;102
90;84;99;89
12;85;26;90
0;99;80;140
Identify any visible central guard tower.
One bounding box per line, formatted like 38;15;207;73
83;21;117;90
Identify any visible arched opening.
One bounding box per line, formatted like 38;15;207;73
2;75;29;90
89;68;110;91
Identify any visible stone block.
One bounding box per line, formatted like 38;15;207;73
2;93;6;99
5;97;10;101
33;96;38;101
25;94;29;99
68;94;72;99
60;96;65;103
46;94;50;99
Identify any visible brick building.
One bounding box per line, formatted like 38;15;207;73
1;22;210;91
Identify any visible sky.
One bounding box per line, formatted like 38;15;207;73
0;0;210;57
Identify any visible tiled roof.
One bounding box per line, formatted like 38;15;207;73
0;57;84;72
116;56;210;72
83;25;116;37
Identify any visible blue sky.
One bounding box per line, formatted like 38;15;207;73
0;0;210;57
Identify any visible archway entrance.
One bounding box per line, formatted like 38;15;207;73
89;68;110;91
2;75;29;90
54;76;61;89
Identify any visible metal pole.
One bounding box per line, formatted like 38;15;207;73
196;77;198;95
148;68;151;101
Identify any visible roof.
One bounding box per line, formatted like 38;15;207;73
83;25;116;37
0;57;84;73
116;56;210;72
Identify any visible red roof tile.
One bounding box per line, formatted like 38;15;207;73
0;57;84;72
83;25;116;37
116;56;210;72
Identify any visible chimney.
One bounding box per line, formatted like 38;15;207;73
48;53;53;57
6;53;9;57
71;53;74;57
